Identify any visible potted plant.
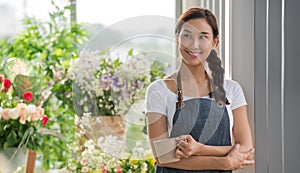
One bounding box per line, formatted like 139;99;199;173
68;49;166;141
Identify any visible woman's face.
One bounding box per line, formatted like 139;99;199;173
178;18;218;66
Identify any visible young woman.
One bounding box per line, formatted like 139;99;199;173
146;8;254;172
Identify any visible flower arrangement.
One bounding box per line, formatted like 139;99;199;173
0;74;49;151
68;49;166;117
66;49;166;172
61;113;155;173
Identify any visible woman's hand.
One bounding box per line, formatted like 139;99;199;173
175;135;203;159
226;144;255;170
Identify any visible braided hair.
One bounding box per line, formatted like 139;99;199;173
176;8;229;105
206;49;229;105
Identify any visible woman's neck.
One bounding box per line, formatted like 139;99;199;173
179;63;207;83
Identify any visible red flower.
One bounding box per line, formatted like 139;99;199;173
3;78;11;89
100;165;109;173
41;115;49;126
23;91;33;102
115;167;122;173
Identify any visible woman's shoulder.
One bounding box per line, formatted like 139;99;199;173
224;79;241;88
146;79;170;94
147;79;166;89
224;79;244;94
224;79;247;109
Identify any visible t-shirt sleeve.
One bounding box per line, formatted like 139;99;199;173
228;81;247;110
145;81;167;116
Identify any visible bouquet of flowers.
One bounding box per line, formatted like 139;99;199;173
69;49;166;117
0;74;49;151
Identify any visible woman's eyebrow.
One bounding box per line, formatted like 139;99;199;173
182;29;210;35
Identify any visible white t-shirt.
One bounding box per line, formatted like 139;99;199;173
145;79;247;137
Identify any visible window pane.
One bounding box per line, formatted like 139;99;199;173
77;0;177;74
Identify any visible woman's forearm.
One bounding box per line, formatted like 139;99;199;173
197;145;233;156
159;155;230;170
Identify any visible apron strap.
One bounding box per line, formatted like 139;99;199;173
176;71;184;110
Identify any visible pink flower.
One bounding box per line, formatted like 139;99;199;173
36;107;44;116
23;91;33;102
60;168;67;173
41;115;49;126
31;111;40;121
3;109;10;120
100;165;109;173
3;78;11;89
17;103;28;115
19;113;27;124
115;167;123;173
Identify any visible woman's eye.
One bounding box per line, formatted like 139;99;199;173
199;35;207;39
183;34;191;38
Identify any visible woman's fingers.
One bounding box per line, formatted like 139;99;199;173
176;135;203;157
175;148;189;158
176;135;189;141
243;159;255;165
176;140;192;156
243;148;255;164
227;144;255;170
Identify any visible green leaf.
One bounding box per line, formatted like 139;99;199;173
53;48;63;57
128;48;133;56
7;131;18;146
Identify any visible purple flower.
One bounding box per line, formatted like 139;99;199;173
100;81;109;89
133;80;138;88
65;92;71;98
102;75;109;81
138;81;145;87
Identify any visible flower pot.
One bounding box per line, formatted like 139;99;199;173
99;115;125;138
0;147;28;173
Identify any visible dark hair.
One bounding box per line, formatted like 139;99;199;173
176;8;228;105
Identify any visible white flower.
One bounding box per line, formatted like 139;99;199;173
9;108;19;119
74;115;80;125
81;166;89;172
60;168;67;173
80;158;87;165
97;135;126;158
27;104;37;114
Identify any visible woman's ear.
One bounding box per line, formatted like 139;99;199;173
212;36;219;48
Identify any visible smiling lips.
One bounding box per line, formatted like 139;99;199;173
186;50;201;59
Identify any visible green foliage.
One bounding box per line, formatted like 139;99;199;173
0;118;41;151
0;0;88;170
150;60;167;81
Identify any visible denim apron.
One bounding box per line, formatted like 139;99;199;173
155;73;232;173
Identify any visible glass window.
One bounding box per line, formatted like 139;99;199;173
77;0;177;74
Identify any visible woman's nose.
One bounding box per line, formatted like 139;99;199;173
190;38;200;50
